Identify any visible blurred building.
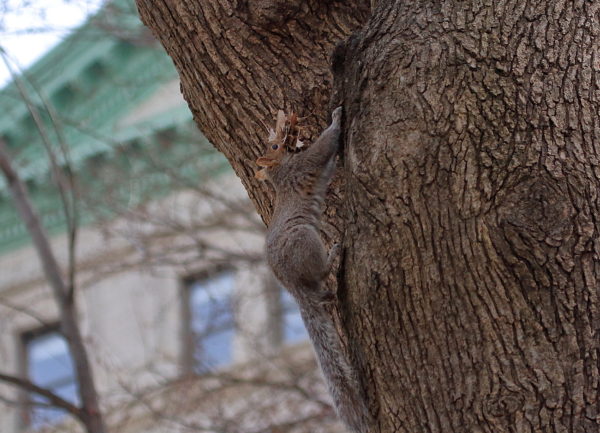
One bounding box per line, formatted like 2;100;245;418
0;1;336;432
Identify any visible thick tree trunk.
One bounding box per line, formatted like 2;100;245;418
134;0;370;220
136;1;600;432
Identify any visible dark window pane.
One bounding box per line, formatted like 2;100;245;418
53;381;79;404
29;382;79;430
27;333;74;387
280;290;308;343
29;402;65;430
189;271;235;371
195;328;234;372
25;330;78;430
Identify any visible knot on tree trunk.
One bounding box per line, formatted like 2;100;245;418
483;388;524;419
237;0;304;27
497;176;574;247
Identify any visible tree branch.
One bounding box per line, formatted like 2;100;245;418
0;297;50;328
0;139;106;433
0;372;84;421
0;48;79;302
0;139;68;299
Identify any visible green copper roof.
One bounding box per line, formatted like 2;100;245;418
0;0;227;253
0;7;186;186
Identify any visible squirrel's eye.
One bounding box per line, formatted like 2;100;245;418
271;144;279;150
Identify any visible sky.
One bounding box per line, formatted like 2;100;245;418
0;0;104;86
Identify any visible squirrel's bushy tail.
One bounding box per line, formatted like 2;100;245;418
299;303;371;433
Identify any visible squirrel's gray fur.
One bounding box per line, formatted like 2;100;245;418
261;107;370;433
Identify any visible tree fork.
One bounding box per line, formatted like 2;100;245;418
136;1;600;432
134;0;371;218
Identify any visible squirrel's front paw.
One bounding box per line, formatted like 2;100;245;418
331;106;342;125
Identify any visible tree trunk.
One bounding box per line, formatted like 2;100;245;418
135;1;600;432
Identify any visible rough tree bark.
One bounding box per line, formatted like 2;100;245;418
135;1;600;432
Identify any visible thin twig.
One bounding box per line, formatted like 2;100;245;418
0;48;79;301
0;372;84;421
0;297;49;328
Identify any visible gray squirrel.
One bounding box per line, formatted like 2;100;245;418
256;107;371;433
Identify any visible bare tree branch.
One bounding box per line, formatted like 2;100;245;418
0;47;79;301
0;372;84;421
0;140;67;299
0;139;106;433
0;297;49;328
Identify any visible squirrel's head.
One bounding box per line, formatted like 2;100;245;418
255;110;302;181
255;142;287;180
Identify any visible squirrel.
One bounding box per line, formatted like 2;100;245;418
256;107;371;433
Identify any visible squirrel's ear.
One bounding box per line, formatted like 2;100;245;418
256;156;276;167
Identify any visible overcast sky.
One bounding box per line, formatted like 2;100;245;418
0;0;104;86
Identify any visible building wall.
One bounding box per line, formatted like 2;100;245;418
0;172;303;433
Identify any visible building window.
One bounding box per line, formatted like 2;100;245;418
22;329;79;429
280;289;308;344
187;271;236;373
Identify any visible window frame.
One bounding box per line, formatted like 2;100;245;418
18;324;78;431
180;268;237;375
279;288;308;345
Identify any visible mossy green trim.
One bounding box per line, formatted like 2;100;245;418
0;0;227;254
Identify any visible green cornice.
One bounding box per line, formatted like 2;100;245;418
0;38;116;129
0;0;226;254
0;0;138;129
0;126;230;254
0;41;180;186
0;0;179;187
